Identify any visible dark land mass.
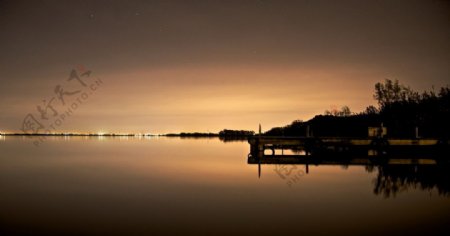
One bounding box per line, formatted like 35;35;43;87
163;129;254;142
265;80;450;139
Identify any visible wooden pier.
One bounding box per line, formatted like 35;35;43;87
248;136;449;160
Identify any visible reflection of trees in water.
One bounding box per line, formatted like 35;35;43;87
366;165;450;198
219;136;248;143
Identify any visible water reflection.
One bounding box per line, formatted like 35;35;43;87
1;137;449;236
249;155;450;198
369;165;450;198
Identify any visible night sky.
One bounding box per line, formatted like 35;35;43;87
1;0;449;133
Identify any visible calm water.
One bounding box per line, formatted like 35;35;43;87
1;136;449;236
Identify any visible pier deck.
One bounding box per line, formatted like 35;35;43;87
248;136;449;159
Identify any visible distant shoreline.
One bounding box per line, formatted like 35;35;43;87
0;129;255;138
0;133;150;137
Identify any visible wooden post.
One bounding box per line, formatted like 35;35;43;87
259;124;262;136
258;143;264;158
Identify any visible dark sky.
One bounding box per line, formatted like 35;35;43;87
1;0;449;133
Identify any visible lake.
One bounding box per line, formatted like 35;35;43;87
1;136;449;235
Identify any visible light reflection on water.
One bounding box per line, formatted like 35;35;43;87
0;136;449;236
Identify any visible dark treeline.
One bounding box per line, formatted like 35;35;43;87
218;129;255;142
266;79;450;138
164;129;254;138
219;129;254;137
376;80;450;138
165;132;218;137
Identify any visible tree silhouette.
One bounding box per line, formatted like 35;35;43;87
266;80;449;138
324;106;352;117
